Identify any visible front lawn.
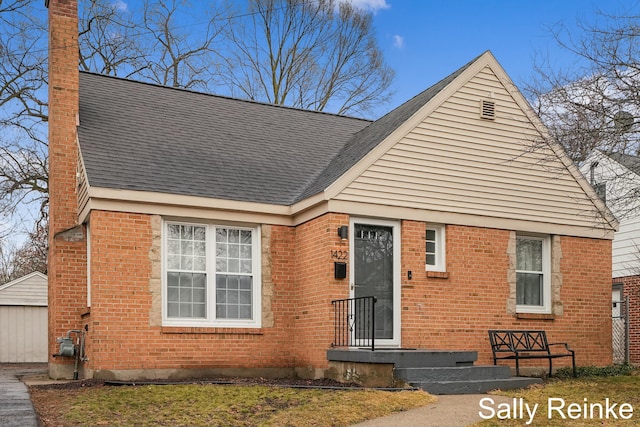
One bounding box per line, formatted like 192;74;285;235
475;368;640;426
30;381;435;427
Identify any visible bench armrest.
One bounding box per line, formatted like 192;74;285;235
548;342;574;353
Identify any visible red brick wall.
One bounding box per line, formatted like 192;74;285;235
293;213;350;369
614;275;640;364
86;211;298;373
401;222;612;369
85;211;352;375
560;235;613;366
48;0;88;372
79;212;613;376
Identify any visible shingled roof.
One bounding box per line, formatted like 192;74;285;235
78;55;476;205
609;152;640;175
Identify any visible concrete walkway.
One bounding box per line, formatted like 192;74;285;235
0;364;47;427
351;393;513;427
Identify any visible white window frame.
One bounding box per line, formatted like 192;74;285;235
425;224;446;272
515;234;551;314
162;220;262;328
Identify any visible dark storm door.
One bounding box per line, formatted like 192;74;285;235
350;219;400;347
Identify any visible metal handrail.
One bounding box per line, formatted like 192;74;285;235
331;296;377;351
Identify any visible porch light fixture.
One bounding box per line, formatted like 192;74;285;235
338;226;349;240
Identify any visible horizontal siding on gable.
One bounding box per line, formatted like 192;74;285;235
335;65;603;231
613;216;640;277
0;275;47;306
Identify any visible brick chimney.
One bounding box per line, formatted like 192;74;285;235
47;0;87;379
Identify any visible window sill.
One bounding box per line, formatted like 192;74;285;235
426;271;450;279
161;326;264;335
514;313;555;320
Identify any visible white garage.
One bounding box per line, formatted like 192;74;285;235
0;272;48;363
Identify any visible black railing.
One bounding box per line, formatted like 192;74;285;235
331;296;377;351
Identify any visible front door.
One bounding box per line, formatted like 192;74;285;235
350;218;400;347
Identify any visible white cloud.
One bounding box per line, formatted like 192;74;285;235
341;0;390;13
114;0;128;12
393;34;404;48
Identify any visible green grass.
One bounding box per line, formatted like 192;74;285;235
474;367;640;426
31;383;435;427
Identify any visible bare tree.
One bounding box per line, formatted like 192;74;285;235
524;9;640;165
220;0;394;116
0;240;17;285
138;0;226;90
78;0;147;77
0;0;49;225
0;0;228;231
11;221;48;277
0;221;47;285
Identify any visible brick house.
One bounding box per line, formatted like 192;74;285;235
48;0;617;384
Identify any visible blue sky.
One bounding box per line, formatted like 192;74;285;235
365;0;640;115
107;0;639;117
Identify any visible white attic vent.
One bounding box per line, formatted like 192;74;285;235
480;99;495;120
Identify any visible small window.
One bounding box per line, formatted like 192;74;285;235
426;225;446;272
516;234;551;313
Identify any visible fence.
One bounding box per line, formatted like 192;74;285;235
612;297;629;365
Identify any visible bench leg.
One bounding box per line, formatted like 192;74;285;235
548;358;553;377
515;356;520;376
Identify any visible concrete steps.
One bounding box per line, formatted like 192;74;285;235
407;377;541;395
326;348;542;395
395;365;541;394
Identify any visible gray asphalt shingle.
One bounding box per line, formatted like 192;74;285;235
78;73;370;205
78;55;477;205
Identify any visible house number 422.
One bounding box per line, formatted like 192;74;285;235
331;250;348;260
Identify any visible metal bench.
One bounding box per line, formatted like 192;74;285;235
488;330;576;377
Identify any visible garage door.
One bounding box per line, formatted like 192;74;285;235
0;305;48;363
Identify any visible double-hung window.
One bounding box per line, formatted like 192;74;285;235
164;221;261;328
515;234;551;313
426;224;446;272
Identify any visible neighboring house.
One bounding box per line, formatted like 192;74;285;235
583;150;640;364
48;0;617;383
0;272;48;363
